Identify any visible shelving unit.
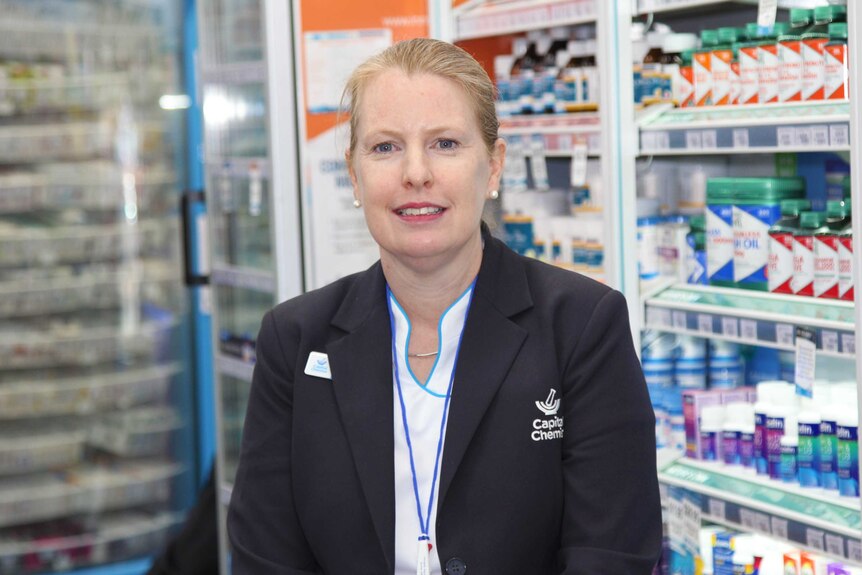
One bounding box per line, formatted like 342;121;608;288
628;0;862;567
0;1;196;572
644;285;856;357
660;459;862;562
640;101;851;155
453;0;596;41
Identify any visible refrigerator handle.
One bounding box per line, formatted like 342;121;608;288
181;189;210;286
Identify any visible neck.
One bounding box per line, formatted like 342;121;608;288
382;232;482;327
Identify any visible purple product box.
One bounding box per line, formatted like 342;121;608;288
683;390;722;459
828;564;850;575
720;387;751;405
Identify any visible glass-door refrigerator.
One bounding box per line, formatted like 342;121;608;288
195;1;304;572
0;0;197;572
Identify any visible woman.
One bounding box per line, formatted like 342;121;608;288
228;38;661;574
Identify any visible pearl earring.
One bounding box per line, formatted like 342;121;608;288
353;199;362;208
489;190;499;200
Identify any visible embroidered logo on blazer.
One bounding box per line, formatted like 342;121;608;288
532;389;563;442
535;389;560;416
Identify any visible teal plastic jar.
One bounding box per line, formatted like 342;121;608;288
706;180;736;287
732;177;805;291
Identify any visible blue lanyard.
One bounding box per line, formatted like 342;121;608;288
386;282;474;541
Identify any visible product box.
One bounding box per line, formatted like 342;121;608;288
828;563;851;575
784;552;801;575
684;390;722;459
720;387;751;405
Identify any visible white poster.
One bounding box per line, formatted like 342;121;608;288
304;124;379;289
304;29;392;114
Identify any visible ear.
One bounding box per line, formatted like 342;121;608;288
346;150;360;200
487;137;506;192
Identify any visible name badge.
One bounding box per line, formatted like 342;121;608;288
304;351;332;380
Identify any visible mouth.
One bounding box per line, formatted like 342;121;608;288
395;206;445;216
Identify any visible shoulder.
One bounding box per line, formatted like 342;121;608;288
496;240;617;316
267;267;369;332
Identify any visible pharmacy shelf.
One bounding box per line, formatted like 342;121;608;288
0;511;181;575
499;113;602;156
454;0;595;41
0;318;178;370
0;170;177;214
0;430;86;476
215;353;255;383
636;0;817;16
0;264;180;318
643;284;856;358
211;263;276;293
0;461;183;529
0;363;179;420
660;458;862;563
0;219;178;268
0;71;157;117
639;101;850;155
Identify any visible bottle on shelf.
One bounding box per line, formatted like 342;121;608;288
686;214;707;285
801;5;846;101
538;26;569;114
641;29;668;106
694;29;718;106
758;22;790;104
737;23;762;105
792;210;827;296
777;8;813;103
712;27;740;105
768;199;812;294
836;197;853;302
494;55;515;118
824;22;849;101
511;34;539;115
662;33;697;107
530;34;552;114
813;199;849;299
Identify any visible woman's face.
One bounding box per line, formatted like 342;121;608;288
348;69;505;269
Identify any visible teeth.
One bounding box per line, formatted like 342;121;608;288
399;207;442;216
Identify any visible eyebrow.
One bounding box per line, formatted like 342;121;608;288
361;126;468;141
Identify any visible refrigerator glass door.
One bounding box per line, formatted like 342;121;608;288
0;0;196;571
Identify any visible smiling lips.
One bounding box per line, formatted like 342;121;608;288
394;203;445;220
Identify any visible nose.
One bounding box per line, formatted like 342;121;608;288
401;146;433;190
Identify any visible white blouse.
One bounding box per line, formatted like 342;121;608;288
388;283;474;575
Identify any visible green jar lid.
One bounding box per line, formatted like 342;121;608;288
799;210;826;228
681;49;695;64
814;5;846;24
718;27;740;44
693;231;706;245
843;174;851;197
829;22;848;40
745;23;760;40
700;30;719;47
827;199;851;218
790;8;813;28
772;22;791;37
706;178;736;200
689;213;705;230
732;177;806;200
780;198;812;216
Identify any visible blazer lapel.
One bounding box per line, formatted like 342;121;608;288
326;263;396;572
438;231;532;507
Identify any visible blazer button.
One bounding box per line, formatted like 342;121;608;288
445;557;467;575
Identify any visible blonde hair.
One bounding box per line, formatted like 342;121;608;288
342;38;499;158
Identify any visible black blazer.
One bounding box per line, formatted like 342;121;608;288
228;229;662;575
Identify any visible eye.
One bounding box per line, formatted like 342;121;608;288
435;139;459;151
371;142;395;154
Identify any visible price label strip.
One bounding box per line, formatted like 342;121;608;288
794;327;816;398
